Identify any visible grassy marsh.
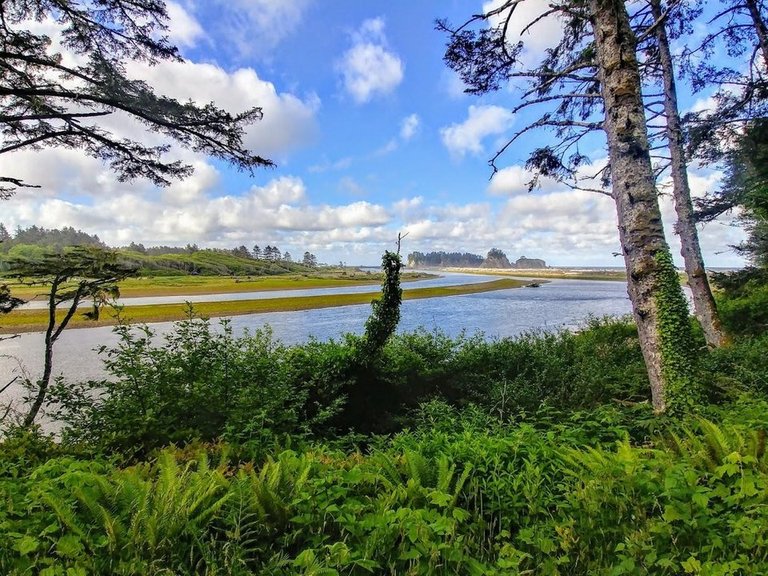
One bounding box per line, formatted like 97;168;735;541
0;278;524;333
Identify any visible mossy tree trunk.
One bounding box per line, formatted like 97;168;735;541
589;0;698;412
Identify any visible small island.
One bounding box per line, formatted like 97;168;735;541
407;248;547;269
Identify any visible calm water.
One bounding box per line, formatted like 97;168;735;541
1;277;633;393
20;272;496;309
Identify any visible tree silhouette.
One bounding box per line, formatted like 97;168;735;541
0;0;273;198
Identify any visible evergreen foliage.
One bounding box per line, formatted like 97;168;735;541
0;0;272;197
408;251;484;268
5;246;138;425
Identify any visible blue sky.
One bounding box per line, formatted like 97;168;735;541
0;0;747;266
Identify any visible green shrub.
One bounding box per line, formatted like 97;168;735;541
49;317;345;455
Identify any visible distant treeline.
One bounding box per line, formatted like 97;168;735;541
0;224;320;276
407;251;484;268
0;223;105;250
408;249;546;269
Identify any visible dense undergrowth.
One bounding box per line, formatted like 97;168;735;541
2;270;768;574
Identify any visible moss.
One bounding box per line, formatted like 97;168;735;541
654;249;701;412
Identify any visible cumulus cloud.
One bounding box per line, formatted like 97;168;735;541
2;176;392;250
131;60;320;158
488;165;560;196
337;17;404;103
657;167;747;266
440;105;515;157
483;0;564;67
0;57;320;202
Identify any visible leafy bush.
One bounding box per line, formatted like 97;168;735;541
49;317;345;455
718;283;768;337
49;312;768;447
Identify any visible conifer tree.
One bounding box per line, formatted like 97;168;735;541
440;0;697;411
0;0;273;198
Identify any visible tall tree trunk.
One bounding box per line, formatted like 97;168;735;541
590;0;698;412
651;0;726;348
745;0;768;70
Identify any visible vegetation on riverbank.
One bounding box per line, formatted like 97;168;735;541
0;278;523;334
2;245;767;575
447;266;630;282
4;270;436;301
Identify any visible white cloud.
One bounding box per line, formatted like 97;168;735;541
132;60;319;158
163;160;220;205
166;2;205;48
210;0;311;58
482;0;564;67
657;167;747;267
400;114;421;141
488;165;555;196
337;17;404;104
2;176;392;249
440;105;515;157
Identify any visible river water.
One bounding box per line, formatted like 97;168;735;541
1;275;633;394
19;272;494;309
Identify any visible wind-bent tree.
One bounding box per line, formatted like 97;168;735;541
5;247;137;426
637;0;726;347
440;0;697;412
0;0;273;198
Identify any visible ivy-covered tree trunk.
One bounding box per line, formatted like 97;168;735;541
650;0;726;348
590;0;697;412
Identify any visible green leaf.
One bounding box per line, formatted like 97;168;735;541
682;556;702;573
427;490;452;507
14;535;40;555
56;534;84;558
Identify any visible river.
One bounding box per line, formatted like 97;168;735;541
1;274;633;394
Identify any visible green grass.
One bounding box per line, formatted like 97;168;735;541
5;271;436;300
0;278;523;333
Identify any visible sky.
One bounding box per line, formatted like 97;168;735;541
0;0;748;267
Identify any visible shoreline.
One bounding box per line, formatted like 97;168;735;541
0;278;525;334
5;271;438;301
440;267;629;282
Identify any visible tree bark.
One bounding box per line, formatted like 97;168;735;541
651;0;726;348
589;0;697;412
23;278;59;427
23;281;83;427
745;0;768;71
